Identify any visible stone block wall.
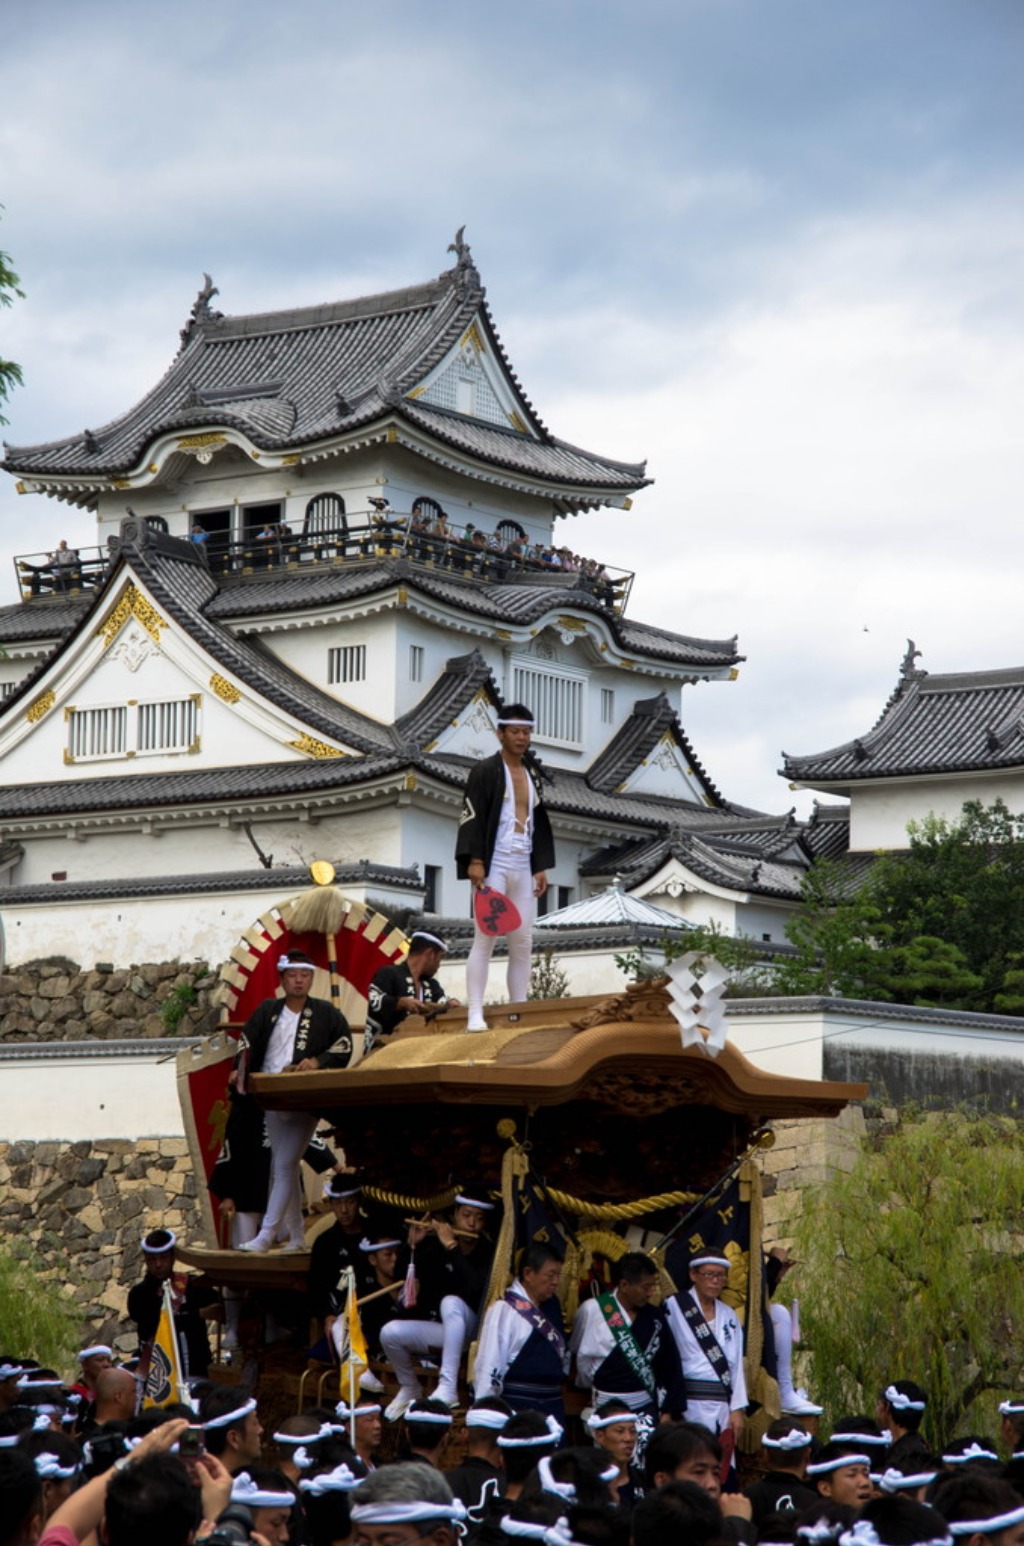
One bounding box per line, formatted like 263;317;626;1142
757;1104;866;1247
0;958;219;1042
0;1136;206;1353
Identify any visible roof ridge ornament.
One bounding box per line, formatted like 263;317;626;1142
446;226;480;296
900;638;924;681
179;272;223;349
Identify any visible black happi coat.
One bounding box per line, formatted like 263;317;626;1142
127;1271;218;1378
455;752;555;878
366;963;448;1041
308;1221;368;1321
397;1232;494;1321
242;994;354;1072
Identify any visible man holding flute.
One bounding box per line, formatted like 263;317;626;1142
380;1186;497;1419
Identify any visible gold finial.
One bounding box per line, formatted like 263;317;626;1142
309;860;336;887
496;1118;517;1140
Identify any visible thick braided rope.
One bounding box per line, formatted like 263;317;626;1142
540;1186;700;1220
362;1185;458;1212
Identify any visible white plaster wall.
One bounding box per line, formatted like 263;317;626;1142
267;612;398;724
0;1053;183;1141
735;900;800;945
848;774;1024;851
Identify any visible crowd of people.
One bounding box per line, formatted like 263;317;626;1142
183;504;622;606
5;1333;1024;1546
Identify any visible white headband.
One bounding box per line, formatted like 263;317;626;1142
278;955;314;972
498;1415;564;1449
948;1509;1024;1537
411;932;448;951
942;1442;999;1464
764;1428;813;1451
324;1179;361;1199
17;1376;63;1391
832;1429;891;1447
204;1397;257;1430
455;1194;496;1211
799;1525;847;1545
335;1400;381;1420
466;1408;510;1431
0;1435;23;1449
1000;1401;1024;1415
78;1345;113;1362
359;1237;401;1253
35;1453;80;1481
407;1406;454;1427
141;1231;176;1254
231;1472;296;1509
273;1422;334;1446
806;1453;872;1476
690;1255;731;1269
0;1363;25;1380
877;1467;940;1492
884;1384;927;1412
300;1461;364;1495
586;1410;638;1432
351;1501;468;1525
497;717;534;727
289;1447;315;1472
501;1521;551;1541
537;1454;575;1501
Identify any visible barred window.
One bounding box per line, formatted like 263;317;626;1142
409;644;424;683
511;658;585;746
67;698;200;762
68;705;128;760
601;688;615;724
137;697;199;754
328;644;367;685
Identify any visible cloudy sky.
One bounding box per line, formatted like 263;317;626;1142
2;0;1022;814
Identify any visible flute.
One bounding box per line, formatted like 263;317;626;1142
403;1218;481;1238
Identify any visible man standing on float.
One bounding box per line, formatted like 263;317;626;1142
456;704;554;1032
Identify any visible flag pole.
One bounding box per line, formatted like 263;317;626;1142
165;1280;190;1404
345;1267;357;1449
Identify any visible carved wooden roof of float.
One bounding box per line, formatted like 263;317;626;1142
250;981;866;1118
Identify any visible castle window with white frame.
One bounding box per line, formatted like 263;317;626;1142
511;656;586;747
328;644;367;685
600;688;615;724
409;644;424;683
66;696;200;763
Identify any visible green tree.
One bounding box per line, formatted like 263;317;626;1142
0;1242;79;1374
779;801;1024;1013
790;1111;1024;1447
0;208;25;425
529;949;571;1000
773;860;890;999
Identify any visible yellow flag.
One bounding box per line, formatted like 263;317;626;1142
331;1268;368;1389
142;1283;187;1408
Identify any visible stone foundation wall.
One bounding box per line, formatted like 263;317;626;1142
757;1104;867;1247
0;1136;205;1353
0;958;219;1042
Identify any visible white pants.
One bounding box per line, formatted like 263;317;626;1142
225;1212;261;1332
686;1397;730;1435
771;1301;798;1401
465;851;536;1019
260;1111;317;1246
379;1296;478;1390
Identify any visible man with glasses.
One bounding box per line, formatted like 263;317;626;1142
665;1254;747;1442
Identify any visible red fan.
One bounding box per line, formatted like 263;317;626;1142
473;885;522;936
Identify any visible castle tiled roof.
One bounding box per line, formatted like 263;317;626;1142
578;812;811;901
782;659;1024;789
586;692;724;803
3;241;648;507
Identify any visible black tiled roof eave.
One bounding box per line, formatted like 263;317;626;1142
0;751;412;821
0;859;422;908
205;562;741;672
394;649;501;747
586;692;726;807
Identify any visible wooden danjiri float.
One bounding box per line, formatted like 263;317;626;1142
175;865;865;1431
